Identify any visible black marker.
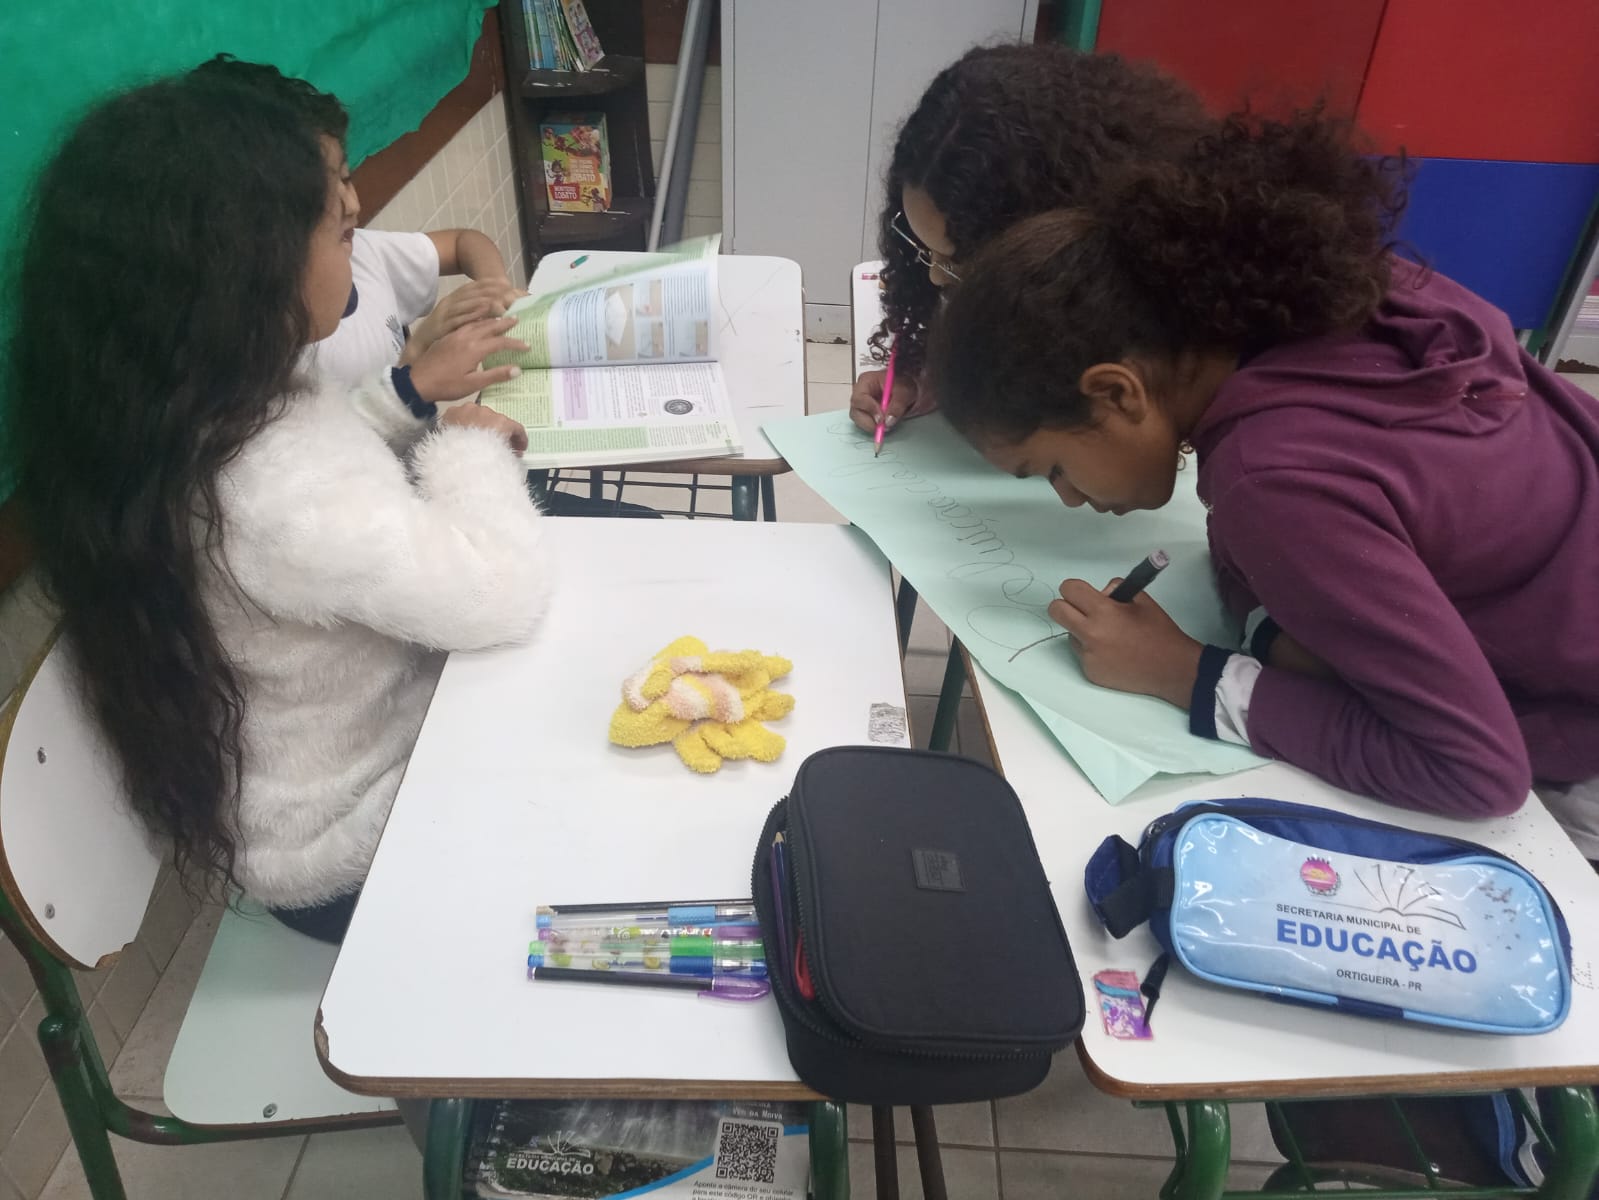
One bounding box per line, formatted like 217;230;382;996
1108;550;1170;603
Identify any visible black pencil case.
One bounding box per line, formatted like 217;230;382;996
751;746;1083;1106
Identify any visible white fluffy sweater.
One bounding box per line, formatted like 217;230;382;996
209;373;548;907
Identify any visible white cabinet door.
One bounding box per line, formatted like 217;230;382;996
725;0;1037;322
722;1;878;310
858;0;1039;263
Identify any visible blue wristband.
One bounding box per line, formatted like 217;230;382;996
389;365;437;422
1188;645;1235;741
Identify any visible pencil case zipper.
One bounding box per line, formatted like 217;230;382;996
760;797;1042;1064
1138;800;1523;875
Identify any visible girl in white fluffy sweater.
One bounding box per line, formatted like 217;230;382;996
10;60;550;942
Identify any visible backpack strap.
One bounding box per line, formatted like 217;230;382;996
1141;953;1171;1023
1085;835;1175;938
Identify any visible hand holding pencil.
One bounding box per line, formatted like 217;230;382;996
848;357;918;439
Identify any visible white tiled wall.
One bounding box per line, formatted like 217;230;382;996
365;97;527;289
647;63;722;239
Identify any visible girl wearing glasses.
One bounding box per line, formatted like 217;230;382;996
850;43;1209;439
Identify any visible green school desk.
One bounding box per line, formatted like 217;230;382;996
963;649;1599;1198
525;250;806;520
315;518;914;1198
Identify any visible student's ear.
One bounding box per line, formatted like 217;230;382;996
1077;362;1153;423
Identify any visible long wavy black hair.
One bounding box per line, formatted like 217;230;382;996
871;43;1212;377
930;105;1409;446
9;59;345;891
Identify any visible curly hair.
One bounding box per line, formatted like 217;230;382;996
929;107;1408;447
9;60;340;894
870;43;1211;378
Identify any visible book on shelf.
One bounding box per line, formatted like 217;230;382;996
480;236;742;471
540;113;611;212
557;0;606;69
524;0;605;71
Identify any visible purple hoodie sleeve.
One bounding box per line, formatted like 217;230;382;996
1210;467;1531;818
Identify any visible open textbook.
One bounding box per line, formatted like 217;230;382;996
479;236;741;469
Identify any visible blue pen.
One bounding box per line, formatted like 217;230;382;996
770;833;791;977
536;903;756;930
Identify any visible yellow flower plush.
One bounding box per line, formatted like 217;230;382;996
608;636;795;773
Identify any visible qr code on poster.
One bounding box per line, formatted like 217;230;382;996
713;1117;780;1183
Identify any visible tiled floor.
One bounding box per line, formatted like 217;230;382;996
27;337;1291;1199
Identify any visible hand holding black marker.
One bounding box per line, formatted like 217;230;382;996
1108;549;1170;602
1050;548;1201;708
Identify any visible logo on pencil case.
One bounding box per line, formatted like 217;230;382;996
1300;856;1340;896
504;1131;597;1177
912;848;965;892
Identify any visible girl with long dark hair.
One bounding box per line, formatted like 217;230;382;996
11;59;550;941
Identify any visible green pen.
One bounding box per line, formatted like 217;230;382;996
527;947;764;966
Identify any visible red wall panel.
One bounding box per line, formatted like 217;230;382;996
1357;0;1599;163
1095;0;1386;119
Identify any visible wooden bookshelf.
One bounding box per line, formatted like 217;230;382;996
498;1;654;263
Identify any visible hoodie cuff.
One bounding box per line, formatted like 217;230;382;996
1188;645;1235;741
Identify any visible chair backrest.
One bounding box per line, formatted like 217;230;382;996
0;635;161;969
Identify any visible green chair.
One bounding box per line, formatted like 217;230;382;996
0;636;406;1200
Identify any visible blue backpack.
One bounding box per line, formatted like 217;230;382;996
1084;798;1571;1034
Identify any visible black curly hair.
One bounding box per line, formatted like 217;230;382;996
870;43;1211;378
929;106;1409;447
10;59;342;894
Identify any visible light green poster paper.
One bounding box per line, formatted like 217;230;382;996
764;412;1265;801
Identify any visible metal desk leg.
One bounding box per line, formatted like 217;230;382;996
909;1107;948;1200
810;1101;851;1200
760;474;778;521
1539;1086;1599;1199
871;1106;897;1200
423;1098;472;1200
927;642;965;752
1162;1100;1230;1200
732;477;759;521
894;579;919;655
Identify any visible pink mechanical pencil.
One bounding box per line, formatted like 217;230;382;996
873;345;898;458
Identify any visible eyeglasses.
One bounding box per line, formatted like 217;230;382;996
890;211;961;281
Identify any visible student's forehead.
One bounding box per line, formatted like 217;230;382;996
317;135;347;169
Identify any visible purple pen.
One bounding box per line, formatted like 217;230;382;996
530;965;768;1002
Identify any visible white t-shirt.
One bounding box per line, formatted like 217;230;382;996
302;229;440;390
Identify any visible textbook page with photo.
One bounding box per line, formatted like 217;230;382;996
480;235;742;469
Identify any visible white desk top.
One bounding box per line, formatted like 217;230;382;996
317;518;909;1098
965;656;1599;1101
527;251;805;472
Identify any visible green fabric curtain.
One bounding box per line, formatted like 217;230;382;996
0;0;496;502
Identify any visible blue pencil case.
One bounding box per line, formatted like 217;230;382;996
1085;799;1571;1034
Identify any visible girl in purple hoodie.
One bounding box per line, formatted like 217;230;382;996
927;95;1599;856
